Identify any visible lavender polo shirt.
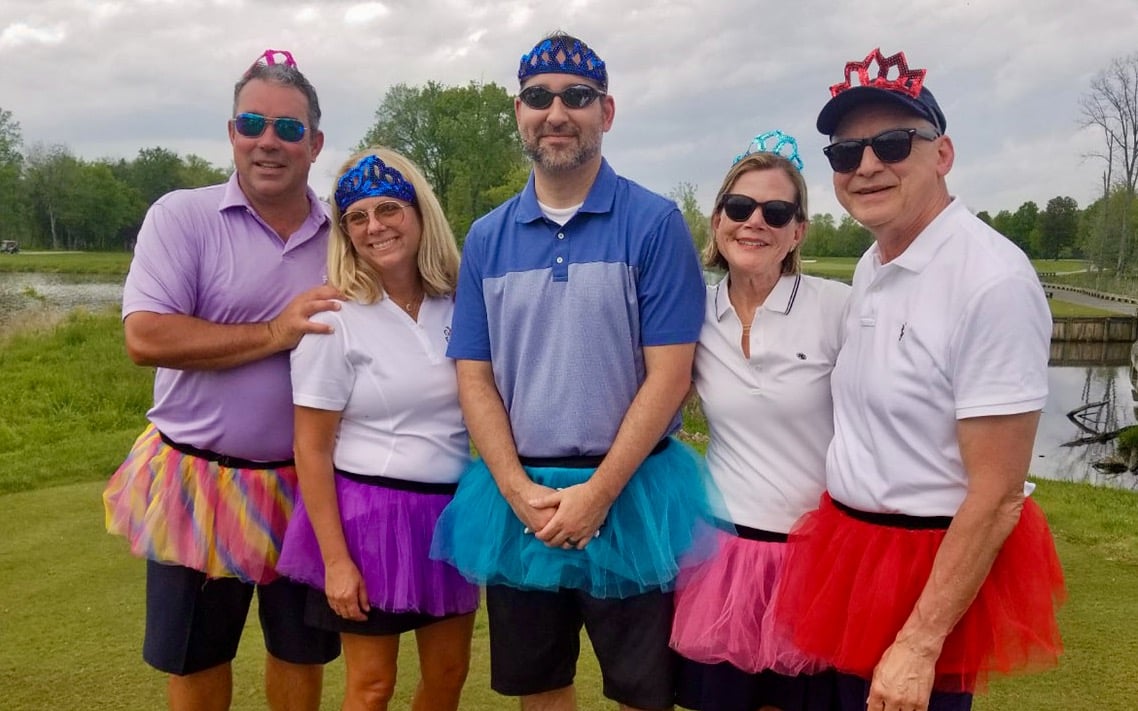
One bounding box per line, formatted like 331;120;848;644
122;173;330;461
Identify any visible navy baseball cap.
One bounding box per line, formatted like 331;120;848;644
817;48;946;136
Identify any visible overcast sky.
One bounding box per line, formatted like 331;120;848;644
2;0;1135;220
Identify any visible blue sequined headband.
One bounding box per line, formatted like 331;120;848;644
734;130;804;171
518;36;607;89
334;155;416;213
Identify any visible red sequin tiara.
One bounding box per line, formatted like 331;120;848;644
830;48;925;99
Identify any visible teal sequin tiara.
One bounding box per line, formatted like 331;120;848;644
734;130;804;171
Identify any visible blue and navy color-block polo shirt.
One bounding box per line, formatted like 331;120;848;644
447;159;705;458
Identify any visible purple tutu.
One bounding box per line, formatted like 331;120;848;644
671;529;827;675
277;473;479;617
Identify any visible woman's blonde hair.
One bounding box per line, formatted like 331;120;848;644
326;147;460;303
701;152;809;275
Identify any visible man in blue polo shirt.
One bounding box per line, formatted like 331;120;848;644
432;31;713;711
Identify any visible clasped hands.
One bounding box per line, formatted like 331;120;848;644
512;480;612;551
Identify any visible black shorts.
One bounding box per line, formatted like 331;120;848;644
142;561;340;675
302;585;466;636
486;585;676;710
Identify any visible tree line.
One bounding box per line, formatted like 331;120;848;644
1;52;1135;263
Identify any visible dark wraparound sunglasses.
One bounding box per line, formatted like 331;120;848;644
232;112;307;143
718;194;800;227
823;128;940;173
518;84;606;110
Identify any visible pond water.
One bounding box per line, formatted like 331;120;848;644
0;272;124;335
1032;362;1138;491
3;272;1138;490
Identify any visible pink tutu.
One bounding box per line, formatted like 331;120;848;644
671;528;827;675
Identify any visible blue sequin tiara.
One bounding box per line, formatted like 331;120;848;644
334;155;416;213
734;130;804;171
518;35;607;89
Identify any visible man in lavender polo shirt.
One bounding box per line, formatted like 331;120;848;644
103;50;341;711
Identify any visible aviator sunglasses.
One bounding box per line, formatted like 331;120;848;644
232;112;307;143
340;201;410;232
518;84;606;110
823;127;940;173
718;194;800;228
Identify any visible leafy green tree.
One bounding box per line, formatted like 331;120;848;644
668;182;710;253
1081;53;1138;272
975;210;992;226
59;161;146;250
24;143;80;249
180;154;228;188
804;213;837;256
359;81;528;240
112;147;186;207
992;201;1039;254
0;108;29;243
1035;196;1080;260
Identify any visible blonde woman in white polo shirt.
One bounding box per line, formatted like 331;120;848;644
276;148;477;711
670;132;850;711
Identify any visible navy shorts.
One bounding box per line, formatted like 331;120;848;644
836;673;972;711
676;658;838;711
486;584;676;710
142;560;340;675
303;585;467;636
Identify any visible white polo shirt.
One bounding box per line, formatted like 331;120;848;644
290;296;470;484
694;273;850;533
827;199;1050;517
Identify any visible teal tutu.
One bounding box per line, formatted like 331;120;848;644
429;437;720;599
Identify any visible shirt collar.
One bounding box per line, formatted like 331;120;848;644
516;158;617;224
875;197;962;273
218;173;330;238
713;272;802;321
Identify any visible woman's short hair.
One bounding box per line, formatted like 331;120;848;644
702;152;809;274
326;147;460;303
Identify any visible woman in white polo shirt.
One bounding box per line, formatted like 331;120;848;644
671;132;850;711
276;148;476;710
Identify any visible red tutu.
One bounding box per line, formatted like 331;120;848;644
774;494;1065;692
671;530;828;675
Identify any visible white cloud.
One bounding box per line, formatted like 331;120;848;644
0;0;1133;218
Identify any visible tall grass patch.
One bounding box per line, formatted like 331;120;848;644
0;309;150;494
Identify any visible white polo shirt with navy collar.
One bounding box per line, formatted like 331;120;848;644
695;272;850;533
826;199;1051;517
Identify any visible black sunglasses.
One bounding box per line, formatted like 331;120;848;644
232;112;307;143
822;128;940;173
718;194;800;228
518;84;606;110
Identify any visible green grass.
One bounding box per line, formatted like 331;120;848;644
0;309;151;495
1;312;1136;709
1048;301;1124;318
1032;259;1092;275
0;251;132;276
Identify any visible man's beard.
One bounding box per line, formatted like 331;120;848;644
522;129;602;172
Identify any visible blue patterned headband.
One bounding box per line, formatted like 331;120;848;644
734;130;804;171
518;36;607;89
334;155;416;213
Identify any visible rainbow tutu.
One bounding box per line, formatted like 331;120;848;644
103;424;296;584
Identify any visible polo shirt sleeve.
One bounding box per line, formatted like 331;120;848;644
446;228;492;361
637;208;705;346
951;275;1050;419
122;200;201;319
291;310;353;411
